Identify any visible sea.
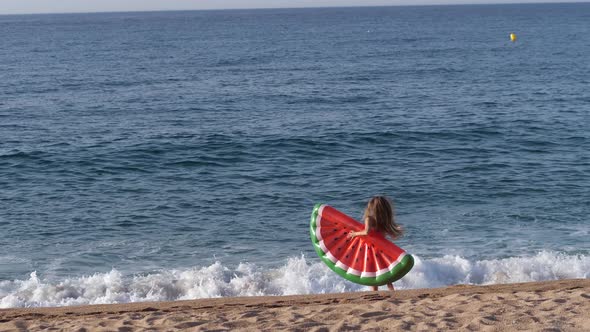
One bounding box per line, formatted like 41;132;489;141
1;3;589;308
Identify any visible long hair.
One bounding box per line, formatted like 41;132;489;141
363;196;403;239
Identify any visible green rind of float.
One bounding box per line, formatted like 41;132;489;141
310;203;414;286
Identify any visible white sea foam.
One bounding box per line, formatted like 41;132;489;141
1;251;588;308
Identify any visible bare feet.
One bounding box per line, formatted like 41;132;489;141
370;284;394;291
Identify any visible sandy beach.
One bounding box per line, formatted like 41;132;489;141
1;279;588;331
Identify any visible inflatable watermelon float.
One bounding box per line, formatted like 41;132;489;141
310;203;414;286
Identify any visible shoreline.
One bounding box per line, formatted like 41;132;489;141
2;278;589;331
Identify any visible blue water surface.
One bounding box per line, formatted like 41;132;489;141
1;3;589;281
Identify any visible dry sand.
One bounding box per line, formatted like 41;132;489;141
1;279;589;331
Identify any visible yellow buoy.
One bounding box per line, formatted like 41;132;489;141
510;33;517;42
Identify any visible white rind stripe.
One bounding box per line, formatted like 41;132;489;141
347;267;362;276
315;205;325;241
335;261;348;270
376;252;407;277
319;241;335;262
325;250;338;264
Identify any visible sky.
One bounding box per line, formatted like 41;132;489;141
0;0;583;15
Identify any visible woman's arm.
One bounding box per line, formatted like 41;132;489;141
348;217;371;238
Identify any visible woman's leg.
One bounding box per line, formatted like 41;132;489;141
387;283;394;291
371;286;378;291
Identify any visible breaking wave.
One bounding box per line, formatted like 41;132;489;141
1;251;588;308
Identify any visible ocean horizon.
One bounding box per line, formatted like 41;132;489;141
1;1;589;16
